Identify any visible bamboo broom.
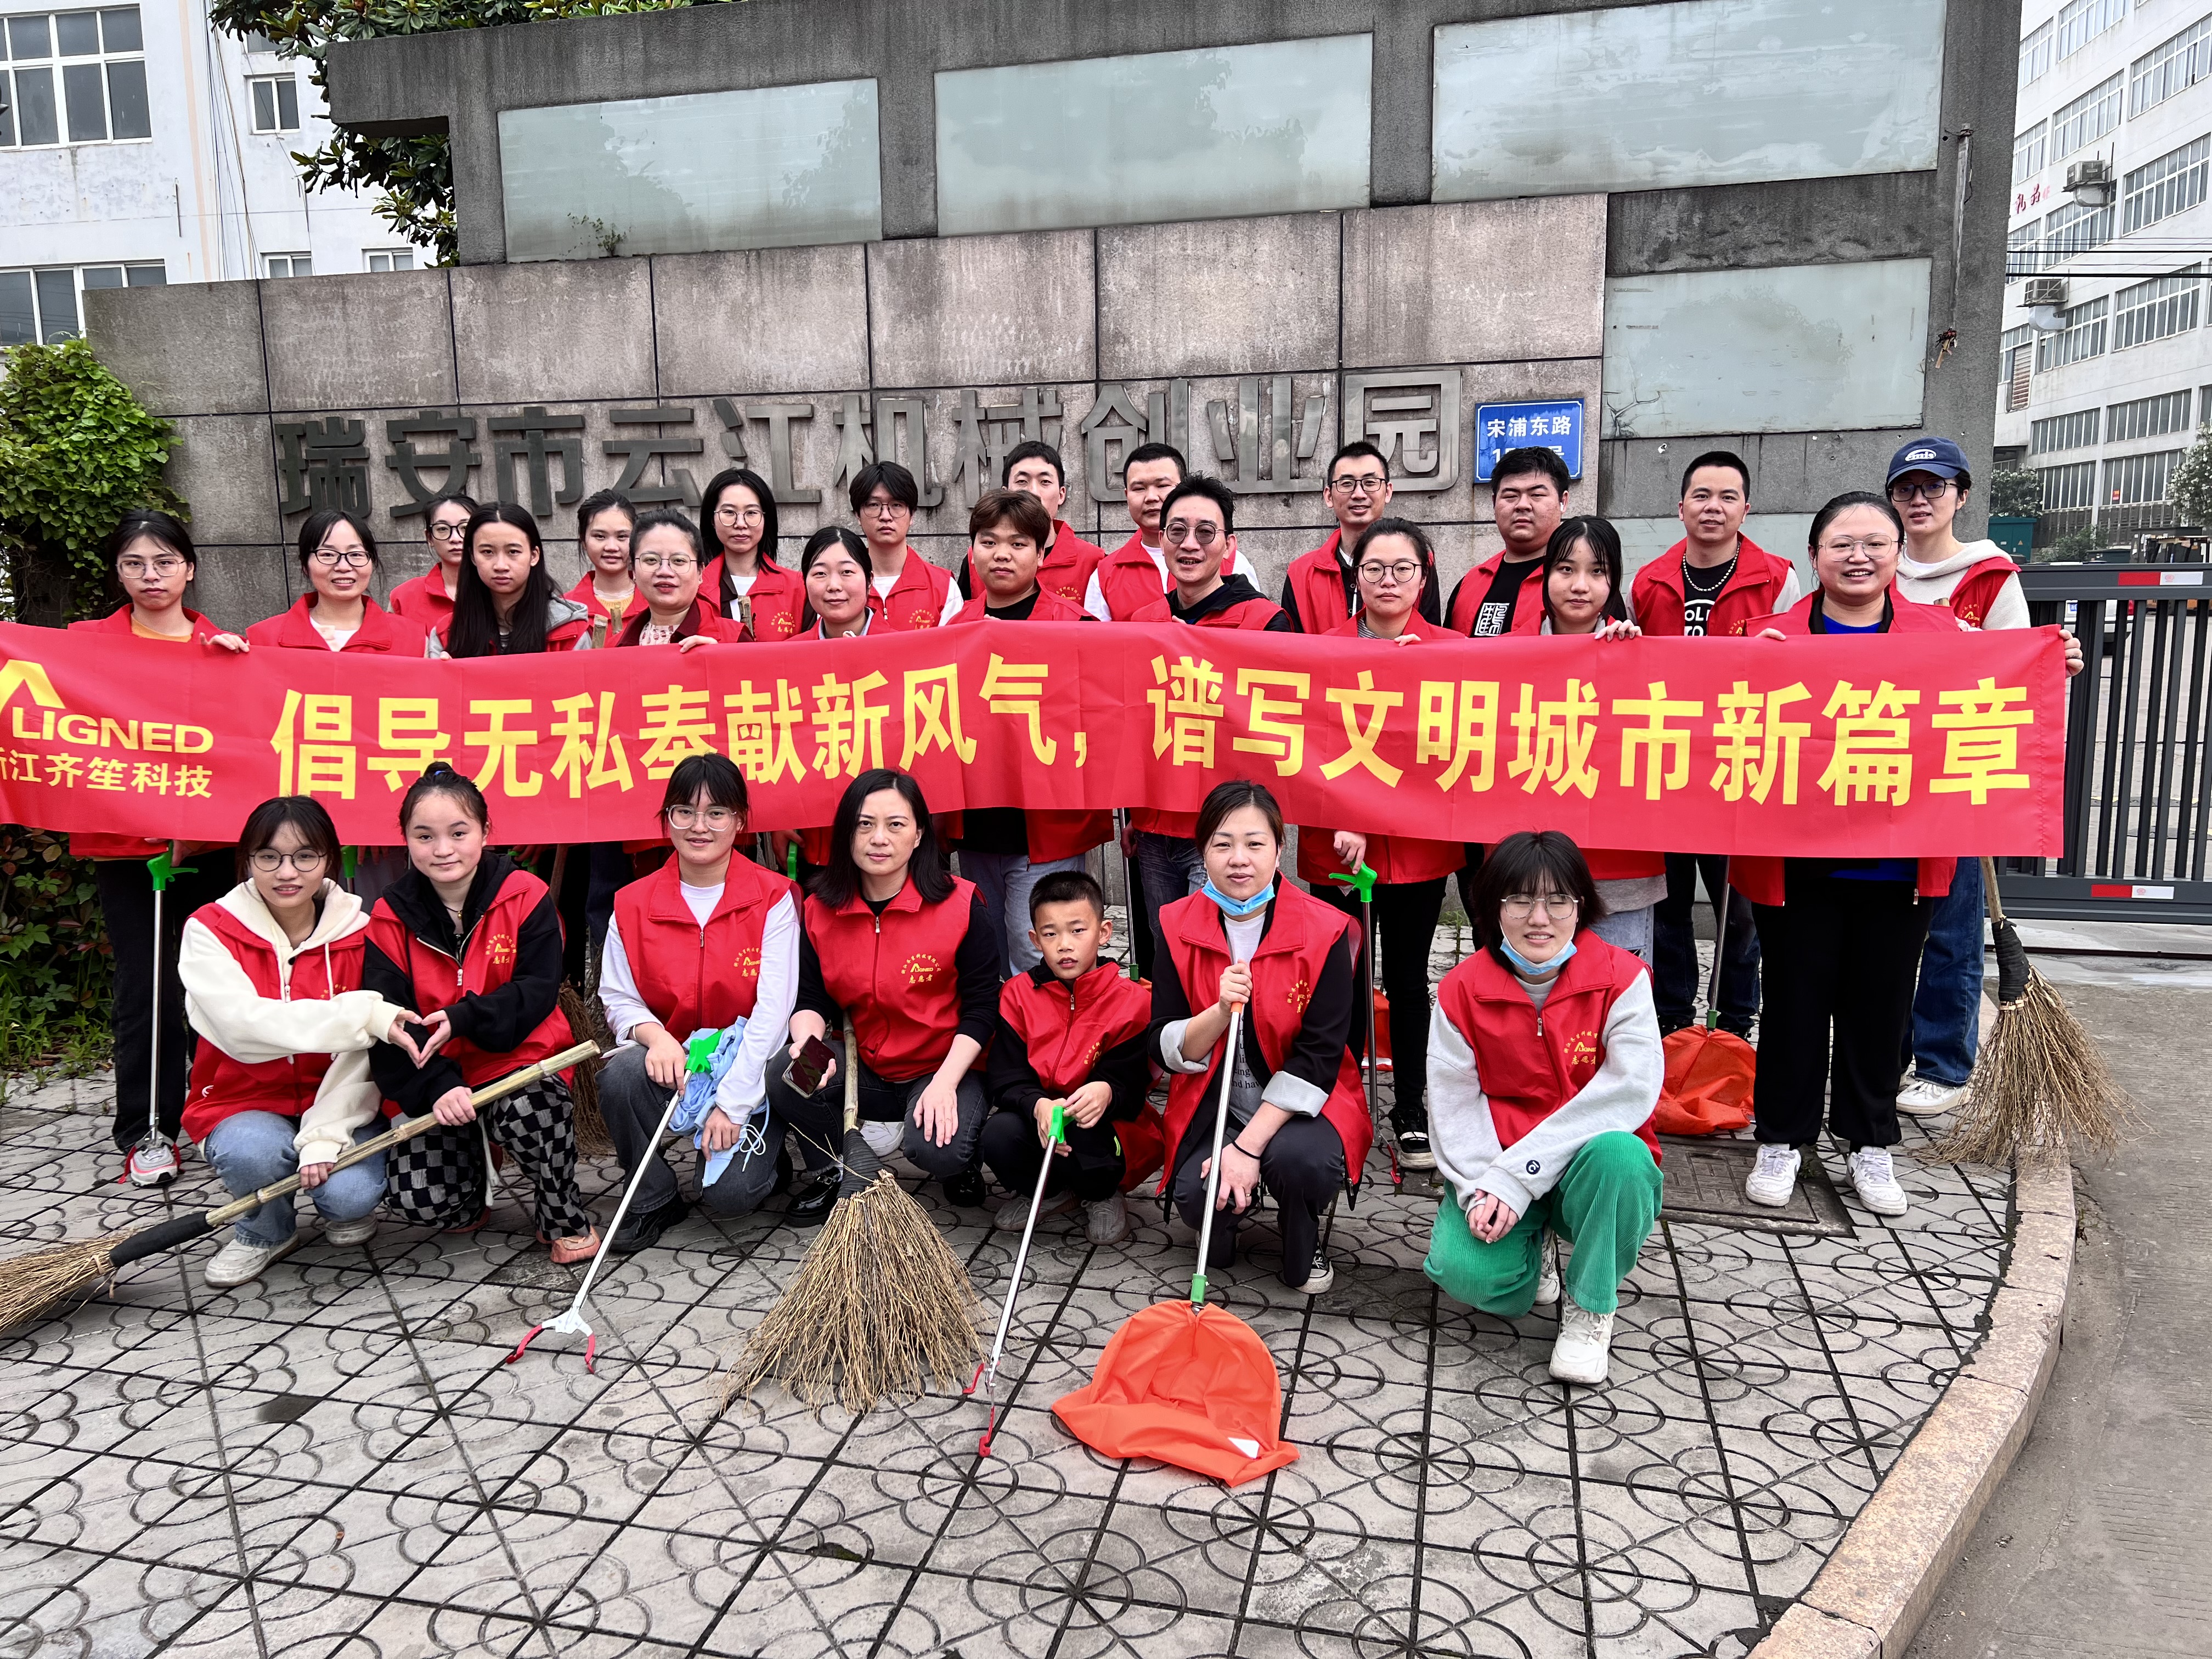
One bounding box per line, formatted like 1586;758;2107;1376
1924;858;2134;1164
0;1042;601;1334
718;1039;979;1416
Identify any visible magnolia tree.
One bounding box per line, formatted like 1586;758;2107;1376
2169;426;2212;531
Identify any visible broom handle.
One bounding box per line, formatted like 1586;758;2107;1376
1979;856;2008;928
200;1040;601;1228
1705;860;1731;1030
1190;1004;1245;1306
843;1024;860;1136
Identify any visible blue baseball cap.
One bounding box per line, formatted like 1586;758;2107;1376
1886;437;1968;486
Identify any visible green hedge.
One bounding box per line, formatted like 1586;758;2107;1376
0;827;112;1075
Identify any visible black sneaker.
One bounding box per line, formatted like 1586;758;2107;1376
944;1169;987;1209
1395;1129;1435;1171
786;1168;839;1227
609;1194;687;1256
1296;1247;1335;1296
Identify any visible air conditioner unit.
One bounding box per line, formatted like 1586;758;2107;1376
2024;277;2069;308
2066;157;2114;196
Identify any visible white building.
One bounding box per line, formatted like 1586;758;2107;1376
2000;0;2212;548
2;0;422;345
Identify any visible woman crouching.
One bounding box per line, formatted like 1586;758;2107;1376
1425;831;1663;1386
363;763;598;1261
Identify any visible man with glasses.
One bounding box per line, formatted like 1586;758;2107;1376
848;462;962;630
1125;477;1293;940
1280;441;1441;633
1629;452;1800;1043
389;494;478;631
1884;437;2029;1119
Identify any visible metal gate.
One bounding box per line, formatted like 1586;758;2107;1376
2010;563;2212;923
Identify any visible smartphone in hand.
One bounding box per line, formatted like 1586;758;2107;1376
783;1035;836;1096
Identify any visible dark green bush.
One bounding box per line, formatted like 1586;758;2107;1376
0;825;112;1075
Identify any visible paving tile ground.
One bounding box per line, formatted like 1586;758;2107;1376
0;933;2015;1659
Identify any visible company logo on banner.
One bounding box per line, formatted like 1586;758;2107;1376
1476;400;1584;482
0;620;2067;859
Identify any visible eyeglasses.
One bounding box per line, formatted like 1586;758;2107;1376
249;849;328;873
427;521;468;541
862;498;910;519
1819;537;1899;556
1502;892;1578;918
1358;560;1421;585
665;805;738;830
636;554;697;572
714;505;764;525
1888;480;1954;503
118;557;186;577
1163;521;1222;548
310;548;371;567
1330;473;1388;496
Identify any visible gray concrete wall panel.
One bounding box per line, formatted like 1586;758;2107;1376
652;246;871;398
867;232;1095;390
1597;430;1928;521
1606;174;1942;277
1342;198;1605;369
84;281;267;419
450;261;656;405
259;271;457;414
1098;216;1342;382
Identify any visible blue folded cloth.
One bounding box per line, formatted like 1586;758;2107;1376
668;1023;753;1187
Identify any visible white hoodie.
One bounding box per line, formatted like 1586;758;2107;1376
1895;538;2029;630
178;879;411;1165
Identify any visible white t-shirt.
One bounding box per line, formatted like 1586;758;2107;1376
1895;538;2029;630
871;564;964;624
1081;540;1248;620
313;621;358;651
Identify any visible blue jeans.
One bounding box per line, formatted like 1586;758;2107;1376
960;850;1086;977
1907;858;1984;1086
202;1111;385;1247
1133;831;1205;954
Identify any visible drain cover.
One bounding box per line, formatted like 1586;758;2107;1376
1657;1136;1855;1238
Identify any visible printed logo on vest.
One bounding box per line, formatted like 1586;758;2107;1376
1565;1029;1600;1069
908;608;937;631
486;932;517;968
1284;977;1313;1015
732;946;761;980
902;951;944;988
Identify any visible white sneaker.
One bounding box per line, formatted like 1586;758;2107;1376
859;1120;902;1157
1745;1144;1801;1208
993;1190;1075;1233
124;1131;181;1187
1896;1076;1968;1118
1082;1190;1133;1246
321;1214;378;1247
1548;1301;1615;1385
1847;1146;1910;1217
204;1234;301;1289
1296;1248;1335;1296
1533;1236;1561;1309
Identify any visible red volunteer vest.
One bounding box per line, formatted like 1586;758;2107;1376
702;555;807;641
1629;536;1798;638
1436;936;1661;1165
998;961;1153;1098
803;874;979;1082
1096;535;1171;619
964;523;1106;610
1127;587;1289;838
949;590;1110;860
1943;556;2022;629
365;867;574;1091
867;549;954;633
612;856;793;1036
67;606;227;859
388;570;456;630
1156;885;1373;1191
1293;613;1464;887
245;595;427;656
180;902;369;1143
1447;551;1546;636
1283;534;1355;635
432;607;591;654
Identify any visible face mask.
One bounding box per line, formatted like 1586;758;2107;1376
1203;879;1275;919
1498;936;1576;978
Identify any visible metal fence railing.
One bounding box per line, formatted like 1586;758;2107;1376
2008;562;2212;923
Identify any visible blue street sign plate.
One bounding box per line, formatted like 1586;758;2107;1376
1475;400;1584;482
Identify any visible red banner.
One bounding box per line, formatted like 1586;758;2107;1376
0;619;2066;855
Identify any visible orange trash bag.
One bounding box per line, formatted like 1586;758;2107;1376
1053;1003;1299;1487
1656;1024;1756;1136
1115;1102;1169;1193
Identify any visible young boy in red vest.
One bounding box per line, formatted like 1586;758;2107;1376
979;871;1156;1247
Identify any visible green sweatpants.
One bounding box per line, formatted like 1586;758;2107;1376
1424;1130;1663;1316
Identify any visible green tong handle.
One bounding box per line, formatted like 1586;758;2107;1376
1049;1103;1065;1144
685;1032;720;1075
1327;862;1378;904
147;847;193;890
786;843;800;879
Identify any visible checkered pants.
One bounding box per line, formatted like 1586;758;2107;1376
385;1076;592;1240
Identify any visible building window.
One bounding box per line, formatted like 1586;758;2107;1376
248;74;298;134
365;250;413;272
2007;223;2041;281
2039;199;2115;268
2123;136;2210;234
2014;120;2049;187
2052;71;2125;162
2107;390;2193;443
2113;269;2202;351
2057;0;2129;61
1;8;149;148
263;253;311;278
2022;19;2056;87
2030;408;2100;454
2039;459;2098;510
2003;324;2035;411
2104;448;2185;506
2131;12;2212;118
2036;296;2109;371
0;260;162;345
